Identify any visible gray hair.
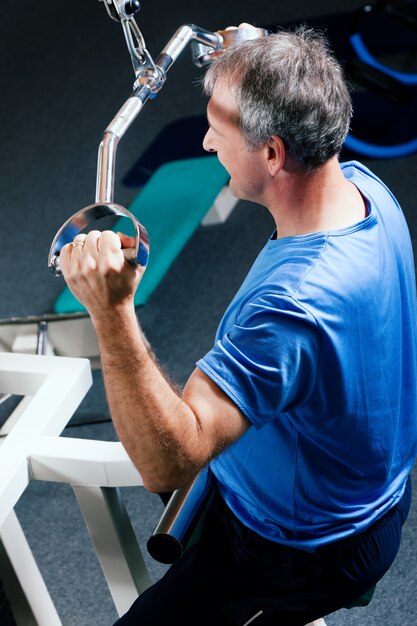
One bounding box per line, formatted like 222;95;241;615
203;26;352;171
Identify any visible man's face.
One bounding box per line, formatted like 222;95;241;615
203;78;266;203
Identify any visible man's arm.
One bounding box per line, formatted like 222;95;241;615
59;230;249;492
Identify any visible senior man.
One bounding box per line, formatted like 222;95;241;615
60;25;417;626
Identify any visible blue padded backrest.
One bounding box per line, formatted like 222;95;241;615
53;156;229;313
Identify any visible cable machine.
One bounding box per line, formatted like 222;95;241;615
48;0;266;274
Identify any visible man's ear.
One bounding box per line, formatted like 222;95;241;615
264;136;285;176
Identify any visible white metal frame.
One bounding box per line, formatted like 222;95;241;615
0;353;151;625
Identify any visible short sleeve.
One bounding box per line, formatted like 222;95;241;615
197;294;320;429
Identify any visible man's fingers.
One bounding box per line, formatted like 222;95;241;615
83;230;101;251
117;232;136;249
97;230;122;253
63;230;137;275
71;234;87;250
224;23;255;31
62;234;87;260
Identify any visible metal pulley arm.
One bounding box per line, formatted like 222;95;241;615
49;4;223;274
48;3;266;274
96;1;223;205
99;1;222;90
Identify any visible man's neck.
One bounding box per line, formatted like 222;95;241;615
266;157;366;239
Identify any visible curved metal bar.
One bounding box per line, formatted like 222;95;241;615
49;21;267;277
95;26;222;206
50;23;223;272
191;27;269;68
159;24;222;67
95;85;151;204
48;203;149;276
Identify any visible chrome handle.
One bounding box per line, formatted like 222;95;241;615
48;202;149;276
147;468;215;564
48;13;268;280
191;27;269;67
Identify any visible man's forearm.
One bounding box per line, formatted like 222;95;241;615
92;306;205;492
58;231;248;491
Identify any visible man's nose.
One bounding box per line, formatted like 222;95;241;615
203;127;216;153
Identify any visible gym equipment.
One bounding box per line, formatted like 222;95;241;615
264;2;417;160
344;0;417;158
53;155;231;314
147;466;215;564
0;352;154;624
48;1;268;276
122;115;209;187
350;1;417;85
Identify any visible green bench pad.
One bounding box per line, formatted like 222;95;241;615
53;156;229;314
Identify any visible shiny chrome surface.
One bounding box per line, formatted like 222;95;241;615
48;202;149;276
100;0;141;22
95;88;150;205
159;24;222;68
147;468;214;564
95;24;221;208
50;2;266;277
191;27;269;67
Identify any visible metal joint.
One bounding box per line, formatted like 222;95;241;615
100;0;141;22
49;10;268;275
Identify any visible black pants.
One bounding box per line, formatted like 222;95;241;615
114;479;411;626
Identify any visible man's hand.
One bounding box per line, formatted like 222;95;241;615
224;22;257;30
59;232;249;492
59;230;144;320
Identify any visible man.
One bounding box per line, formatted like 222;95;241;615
60;26;417;626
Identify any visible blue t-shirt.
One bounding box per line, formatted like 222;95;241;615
197;161;417;551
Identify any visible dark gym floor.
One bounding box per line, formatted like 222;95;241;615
0;1;416;624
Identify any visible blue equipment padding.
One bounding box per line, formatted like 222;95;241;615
53;156;230;314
